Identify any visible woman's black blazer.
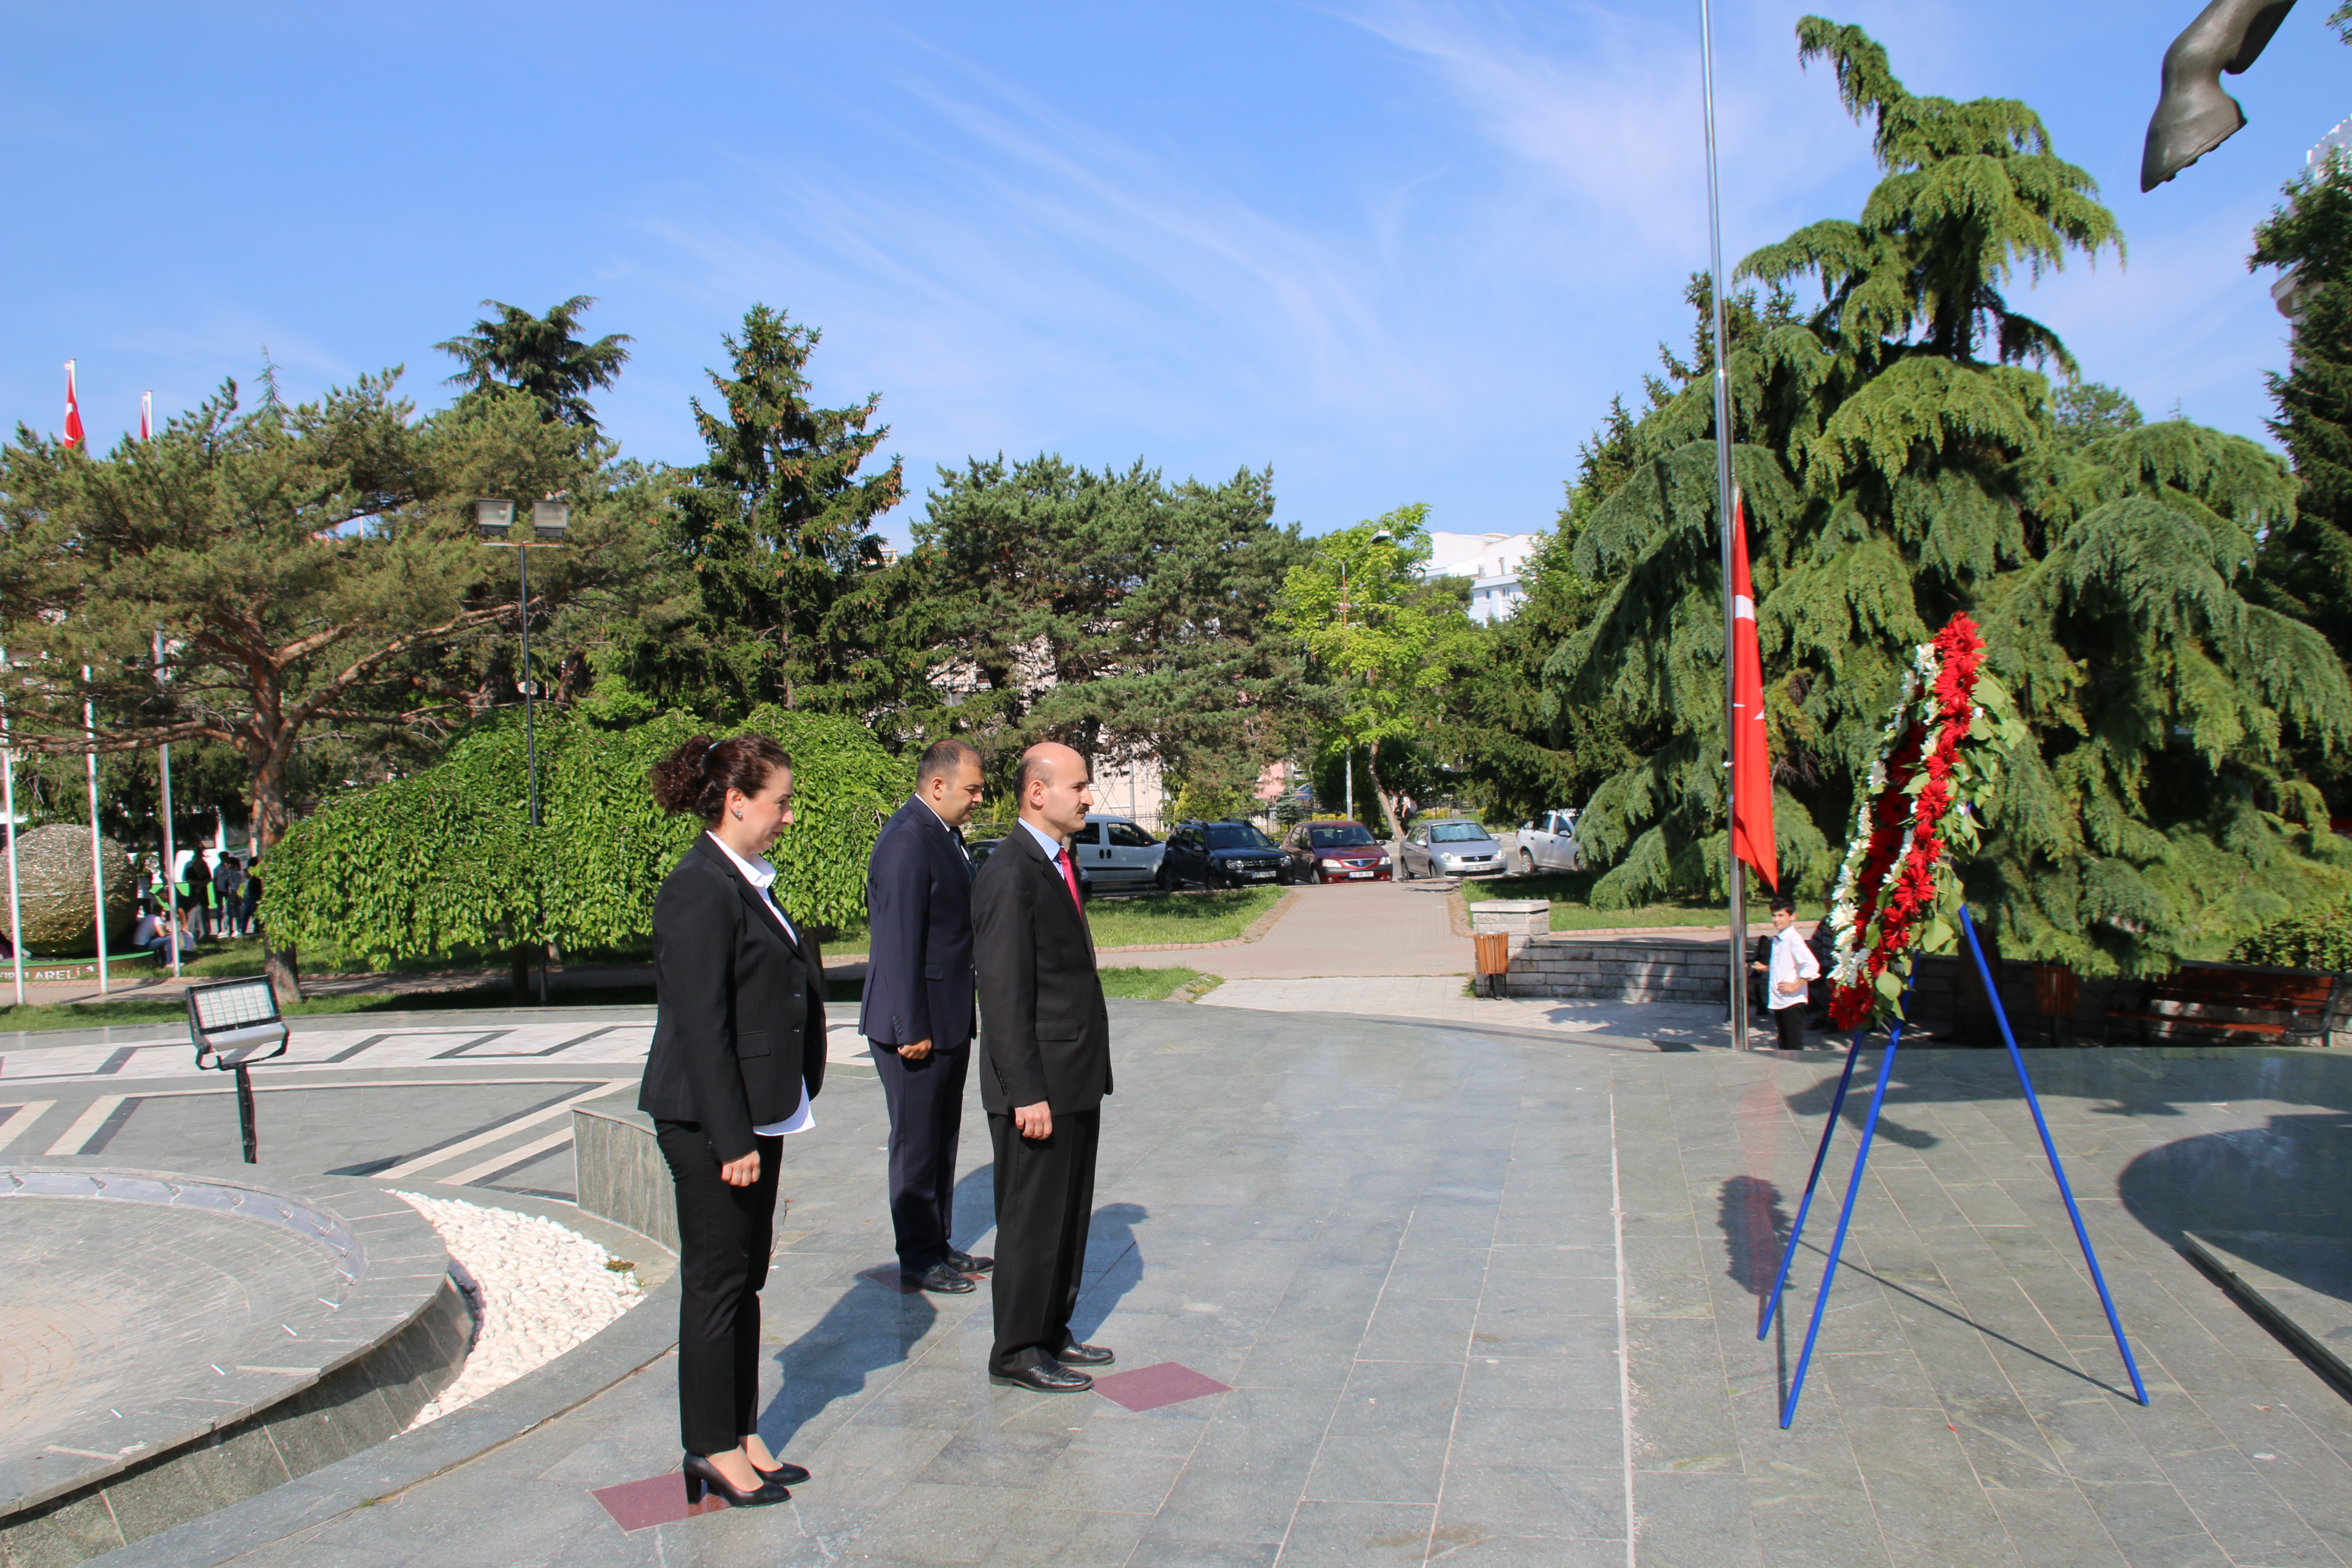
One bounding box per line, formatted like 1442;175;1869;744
637;836;827;1162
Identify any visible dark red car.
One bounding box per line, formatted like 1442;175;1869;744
1280;820;1392;884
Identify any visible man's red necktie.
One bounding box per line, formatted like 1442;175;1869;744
1060;847;1083;910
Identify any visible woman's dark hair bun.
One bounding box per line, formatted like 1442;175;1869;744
649;734;794;824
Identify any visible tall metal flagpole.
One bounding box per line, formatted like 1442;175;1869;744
154;631;180;978
1700;0;1749;1046
0;650;21;1006
83;668;109;996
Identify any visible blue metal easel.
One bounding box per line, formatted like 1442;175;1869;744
1756;908;2149;1427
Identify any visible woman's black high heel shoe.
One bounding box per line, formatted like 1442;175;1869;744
753;1458;812;1485
683;1452;791;1506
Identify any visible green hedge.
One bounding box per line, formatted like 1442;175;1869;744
2232;899;2352;972
269;707;907;966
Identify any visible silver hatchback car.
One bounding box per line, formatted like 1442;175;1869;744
1399;819;1508;879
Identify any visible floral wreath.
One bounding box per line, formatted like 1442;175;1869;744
1825;613;2026;1031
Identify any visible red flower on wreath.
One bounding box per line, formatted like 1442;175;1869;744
1827;614;1990;1030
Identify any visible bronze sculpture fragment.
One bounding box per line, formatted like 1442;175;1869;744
2142;0;2299;190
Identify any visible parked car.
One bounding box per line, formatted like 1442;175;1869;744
1279;820;1392;884
1072;814;1164;888
967;835;1093;897
1159;820;1288;889
1513;808;1581;874
1400;818;1507;879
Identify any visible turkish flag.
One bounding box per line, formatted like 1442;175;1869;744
62;361;84;448
1729;488;1778;890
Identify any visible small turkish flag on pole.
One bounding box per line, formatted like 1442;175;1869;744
62;361;85;448
1729;487;1779;891
140;391;153;442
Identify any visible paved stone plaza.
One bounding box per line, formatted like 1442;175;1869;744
12;998;2352;1566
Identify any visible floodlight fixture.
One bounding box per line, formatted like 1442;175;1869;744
475;498;515;542
187;975;289;1163
531;499;570;543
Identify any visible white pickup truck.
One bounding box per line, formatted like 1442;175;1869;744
1511;808;1581;874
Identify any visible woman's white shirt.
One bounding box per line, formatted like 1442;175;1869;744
704;831;815;1137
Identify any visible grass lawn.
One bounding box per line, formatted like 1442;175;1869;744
1086;888;1284;948
1099;965;1211;1000
1473;870;1825;932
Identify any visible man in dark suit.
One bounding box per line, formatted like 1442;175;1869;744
973;741;1116;1391
861;738;993;1294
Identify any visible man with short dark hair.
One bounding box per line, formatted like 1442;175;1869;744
862;738;992;1294
973;741;1115;1390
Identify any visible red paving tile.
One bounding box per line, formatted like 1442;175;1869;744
591;1470;735;1531
1091;1361;1232;1412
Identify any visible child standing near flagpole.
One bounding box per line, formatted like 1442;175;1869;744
1758;896;1819;1052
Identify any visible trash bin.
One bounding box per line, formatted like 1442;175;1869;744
1474;932;1510;998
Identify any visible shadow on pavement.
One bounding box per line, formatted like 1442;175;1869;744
2121;1109;2352;1314
949;1161;995;1257
1072;1202;1149;1342
760;1282;940;1450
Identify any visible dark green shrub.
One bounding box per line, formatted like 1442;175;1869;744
2233;900;2352;971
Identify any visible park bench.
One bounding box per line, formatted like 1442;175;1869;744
2106;962;2348;1048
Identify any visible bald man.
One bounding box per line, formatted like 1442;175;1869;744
971;742;1116;1391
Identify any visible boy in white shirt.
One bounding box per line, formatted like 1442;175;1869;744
1756;895;1820;1050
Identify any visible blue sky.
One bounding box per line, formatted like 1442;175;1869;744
5;1;2346;548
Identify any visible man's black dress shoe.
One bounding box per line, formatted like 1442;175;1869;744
944;1248;995;1274
989;1362;1095;1392
905;1262;977;1294
751;1458;811;1485
1056;1342;1115;1367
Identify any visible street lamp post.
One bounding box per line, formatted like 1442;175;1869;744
1314;530;1392;827
477;498;569;1003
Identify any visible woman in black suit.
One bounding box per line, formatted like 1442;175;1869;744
640;734;828;1507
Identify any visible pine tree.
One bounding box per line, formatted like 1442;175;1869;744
2251;153;2352;674
1547;16;2352;975
437;296;631;441
646;306;904;714
906;454;1311;787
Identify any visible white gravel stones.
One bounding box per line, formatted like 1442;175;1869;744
390;1191;643;1429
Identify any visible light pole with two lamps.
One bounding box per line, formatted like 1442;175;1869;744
476;498;567;1002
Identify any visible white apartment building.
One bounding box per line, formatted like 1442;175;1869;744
1423;531;1544;624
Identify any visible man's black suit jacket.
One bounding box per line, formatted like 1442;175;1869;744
638;835;828;1163
973;824;1111;1115
858;797;977;1049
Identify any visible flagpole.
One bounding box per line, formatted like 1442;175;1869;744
83;668;110;996
0;650;21;1007
1700;0;1749;1046
154;630;180;979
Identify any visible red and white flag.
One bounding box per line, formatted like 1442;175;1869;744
1729;487;1779;890
62;361;85;448
140;391;153;442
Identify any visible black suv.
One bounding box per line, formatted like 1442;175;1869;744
1158;819;1287;889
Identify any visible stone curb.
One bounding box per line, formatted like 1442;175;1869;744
0;1159;451;1520
88;1274;683;1568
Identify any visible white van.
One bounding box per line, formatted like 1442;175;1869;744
1070;815;1165;887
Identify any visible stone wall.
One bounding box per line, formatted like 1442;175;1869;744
1503;937;1729;1005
